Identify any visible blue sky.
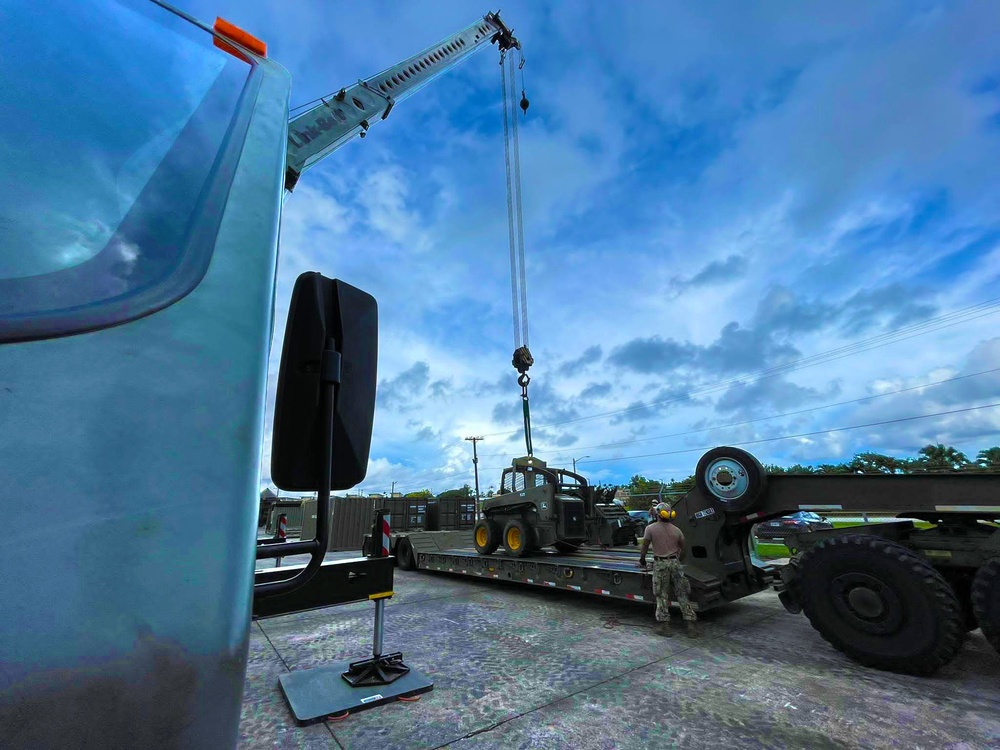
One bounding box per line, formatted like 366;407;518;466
183;1;1000;494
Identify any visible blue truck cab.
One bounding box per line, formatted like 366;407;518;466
1;1;291;745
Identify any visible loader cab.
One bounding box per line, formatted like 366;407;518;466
500;455;551;495
499;457;589;497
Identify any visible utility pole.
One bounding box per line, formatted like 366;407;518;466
572;455;590;474
465;436;484;519
391;481;396;498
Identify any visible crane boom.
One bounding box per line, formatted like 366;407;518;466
285;11;520;191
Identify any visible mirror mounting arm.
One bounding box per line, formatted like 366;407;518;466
254;340;338;598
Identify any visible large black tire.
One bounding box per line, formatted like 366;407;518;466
473;519;501;555
553;540;579;554
695;447;767;515
503;518;534;558
797;534;963;675
942;570;979;633
971;557;1000;654
396;538;417;571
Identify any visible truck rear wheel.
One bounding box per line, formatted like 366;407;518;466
943;570;979;633
474;519;501;555
503;519;534;558
971;557;1000;654
695;447;767;515
797;534;963;675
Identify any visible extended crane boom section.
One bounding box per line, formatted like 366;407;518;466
285;12;519;190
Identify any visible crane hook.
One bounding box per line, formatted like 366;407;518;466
520;90;529;114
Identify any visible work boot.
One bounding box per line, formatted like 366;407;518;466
686;620;700;638
654;621;673;638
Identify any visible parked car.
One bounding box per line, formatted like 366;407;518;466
628;510;654;538
755;511;833;540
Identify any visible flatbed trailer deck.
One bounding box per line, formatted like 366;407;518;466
380;530;783;613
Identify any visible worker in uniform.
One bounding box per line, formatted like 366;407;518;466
638;502;698;638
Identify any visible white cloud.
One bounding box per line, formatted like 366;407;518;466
226;0;1000;492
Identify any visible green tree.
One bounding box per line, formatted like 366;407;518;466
627;474;662;496
664;475;695;496
404;489;433;499
848;452;906;474
816;463;851;474
916;444;970;472
437;484;473;501
784;464;817;474
976;447;1000;470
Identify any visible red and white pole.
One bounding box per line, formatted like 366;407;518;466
381;515;391;558
371;509;391;658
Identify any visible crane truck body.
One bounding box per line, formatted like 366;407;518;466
0;1;519;746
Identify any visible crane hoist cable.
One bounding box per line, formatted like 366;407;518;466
500;47;534;455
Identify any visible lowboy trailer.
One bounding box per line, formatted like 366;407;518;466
367;529;784;614
374;446;999;677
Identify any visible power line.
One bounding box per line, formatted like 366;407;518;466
389;295;1000;468
475;295;1000;438
577;401;1000;466
386;297;1000;470
511;365;1000;460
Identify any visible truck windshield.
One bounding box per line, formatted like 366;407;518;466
0;0;254;342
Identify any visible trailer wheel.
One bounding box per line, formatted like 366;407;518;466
971;557;1000;654
695;447;767;515
396;538;417;571
474;519;501;555
503;519;534;558
797;534;963;675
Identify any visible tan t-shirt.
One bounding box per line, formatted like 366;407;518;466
643;521;684;558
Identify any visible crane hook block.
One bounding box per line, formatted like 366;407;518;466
512;346;533;375
520;90;529;114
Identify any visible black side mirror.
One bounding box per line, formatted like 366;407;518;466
256;272;377;599
271;272;378;491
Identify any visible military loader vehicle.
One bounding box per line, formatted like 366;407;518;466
472;456;633;557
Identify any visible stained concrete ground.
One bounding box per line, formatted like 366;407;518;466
242;556;1000;750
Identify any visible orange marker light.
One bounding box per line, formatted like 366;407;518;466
213;17;267;58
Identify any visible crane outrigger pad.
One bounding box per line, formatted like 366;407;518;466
278;661;433;722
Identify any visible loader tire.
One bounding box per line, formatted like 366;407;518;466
971;557;1000;654
797;534;963;675
503;518;534;558
695;446;767;515
474;519;501;555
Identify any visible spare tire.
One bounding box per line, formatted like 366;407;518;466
695;446;768;515
797;534;963;675
971;557;1000;654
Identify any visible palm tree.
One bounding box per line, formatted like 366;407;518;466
976;447;1000;470
916;444;970;472
849;452;905;474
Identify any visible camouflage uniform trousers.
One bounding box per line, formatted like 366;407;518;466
653;557;696;622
